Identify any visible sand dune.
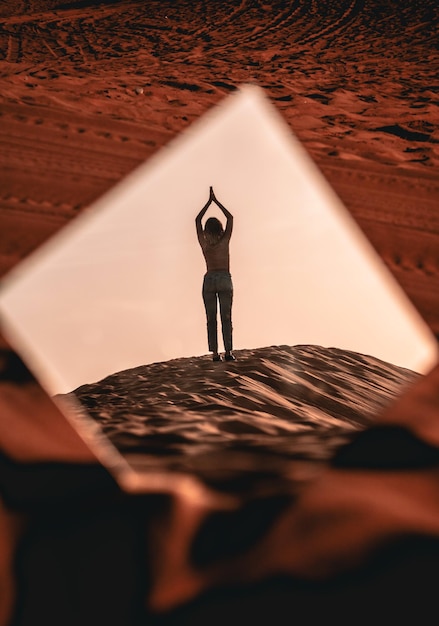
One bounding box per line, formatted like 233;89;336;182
56;344;418;493
53;344;438;615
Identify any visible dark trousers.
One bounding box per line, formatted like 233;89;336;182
202;271;233;353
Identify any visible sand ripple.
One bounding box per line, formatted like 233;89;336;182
56;344;418;492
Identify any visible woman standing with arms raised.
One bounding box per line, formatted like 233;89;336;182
196;187;235;362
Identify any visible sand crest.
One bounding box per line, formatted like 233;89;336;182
56;344;418;494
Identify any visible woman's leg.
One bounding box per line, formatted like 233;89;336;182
218;275;233;355
202;275;218;355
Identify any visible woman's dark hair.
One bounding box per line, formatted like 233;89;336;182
204;217;224;244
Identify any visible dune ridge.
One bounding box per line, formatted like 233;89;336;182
56;344;418;492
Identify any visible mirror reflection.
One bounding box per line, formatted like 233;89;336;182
0;86;436;495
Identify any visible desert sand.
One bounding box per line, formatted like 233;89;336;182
1;2;439;624
57;344;419;492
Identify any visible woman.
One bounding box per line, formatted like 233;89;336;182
196;187;235;362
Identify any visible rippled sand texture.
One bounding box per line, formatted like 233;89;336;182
57;345;418;492
0;1;439;334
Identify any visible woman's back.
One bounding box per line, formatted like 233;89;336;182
200;234;231;272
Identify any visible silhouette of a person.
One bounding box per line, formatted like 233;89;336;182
196;187;235;362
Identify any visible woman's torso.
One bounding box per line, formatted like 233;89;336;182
201;236;230;272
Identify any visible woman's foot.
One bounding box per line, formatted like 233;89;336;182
212;353;222;361
225;351;235;361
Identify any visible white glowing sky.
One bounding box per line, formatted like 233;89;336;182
0;85;437;394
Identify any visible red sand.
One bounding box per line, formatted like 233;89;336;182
1;2;439;623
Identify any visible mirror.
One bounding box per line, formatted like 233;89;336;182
0;85;436;495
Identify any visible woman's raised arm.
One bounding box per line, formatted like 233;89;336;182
195;189;213;242
211;188;233;238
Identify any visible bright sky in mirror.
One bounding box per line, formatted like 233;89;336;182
0;85;437;394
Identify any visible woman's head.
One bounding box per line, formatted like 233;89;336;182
204;217;224;244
